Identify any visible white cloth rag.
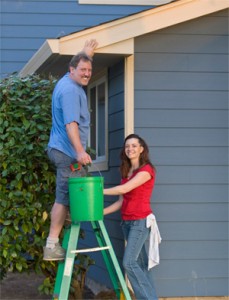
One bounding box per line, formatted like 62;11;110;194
146;213;162;269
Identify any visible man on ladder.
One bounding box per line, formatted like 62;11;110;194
43;39;98;261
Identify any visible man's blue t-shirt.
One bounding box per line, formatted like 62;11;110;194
48;73;90;159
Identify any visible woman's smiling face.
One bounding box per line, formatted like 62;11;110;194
125;138;144;160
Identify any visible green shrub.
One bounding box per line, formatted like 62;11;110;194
0;73;57;290
0;73;95;296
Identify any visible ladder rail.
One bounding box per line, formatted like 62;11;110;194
91;221;121;296
53;223;81;300
53;225;71;298
97;221;132;300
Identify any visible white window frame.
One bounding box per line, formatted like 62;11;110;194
87;71;108;172
79;0;174;5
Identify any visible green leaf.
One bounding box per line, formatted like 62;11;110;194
3;249;8;258
3;220;11;225
16;263;22;272
1;200;8;208
16;173;22;180
2;227;8;235
17;208;25;216
1;170;8;177
11;251;17;258
2;162;7;169
26;144;33;150
21;223;28;233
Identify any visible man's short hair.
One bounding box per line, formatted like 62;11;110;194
69;52;93;70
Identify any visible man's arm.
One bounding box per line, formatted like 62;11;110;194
65;39;98;164
66;122;92;165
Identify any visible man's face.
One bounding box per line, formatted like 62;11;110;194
69;59;92;86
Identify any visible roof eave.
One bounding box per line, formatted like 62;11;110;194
19;0;229;77
19;40;59;77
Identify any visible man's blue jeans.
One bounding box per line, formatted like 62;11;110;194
121;219;158;300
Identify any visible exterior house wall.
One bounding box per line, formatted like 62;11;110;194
82;8;228;297
1;0;151;78
81;9;228;297
2;0;228;297
134;9;228;297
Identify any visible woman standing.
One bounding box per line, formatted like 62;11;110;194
103;133;161;300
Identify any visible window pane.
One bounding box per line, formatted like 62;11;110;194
98;83;105;157
88;75;107;164
90;87;96;160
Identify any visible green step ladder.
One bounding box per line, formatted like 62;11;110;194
52;220;132;300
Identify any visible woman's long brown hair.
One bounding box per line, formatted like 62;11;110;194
119;134;155;178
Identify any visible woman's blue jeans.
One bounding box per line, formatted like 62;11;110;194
121;219;158;300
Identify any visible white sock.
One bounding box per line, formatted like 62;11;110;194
46;237;59;249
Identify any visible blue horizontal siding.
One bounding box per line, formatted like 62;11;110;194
134;9;228;297
153;203;228;222
151;147;228;165
140;128;227;146
135;109;228;127
158;222;228;241
136;35;228;54
2;13;123;27
163;12;228;35
155;166;228;184
109;111;124;131
155;260;228;282
2;38;45;50
135;90;228;109
135;72;228;91
1;0;151;77
159;241;227;260
135;53;228;72
98;10;229;296
3;1;151;15
2;26;75;38
155;277;228;297
153;184;228;203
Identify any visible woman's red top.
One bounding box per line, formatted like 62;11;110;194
121;164;156;220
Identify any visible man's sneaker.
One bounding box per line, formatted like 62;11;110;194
43;243;66;261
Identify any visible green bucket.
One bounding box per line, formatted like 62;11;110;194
68;176;104;222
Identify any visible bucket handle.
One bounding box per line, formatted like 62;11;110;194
88;162;104;187
88;162;103;177
69;162;103;185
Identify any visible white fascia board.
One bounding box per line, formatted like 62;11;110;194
79;0;174;5
19;39;59;77
59;38;134;56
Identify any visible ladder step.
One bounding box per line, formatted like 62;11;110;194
71;246;110;254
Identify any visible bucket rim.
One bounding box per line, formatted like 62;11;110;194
69;176;103;182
